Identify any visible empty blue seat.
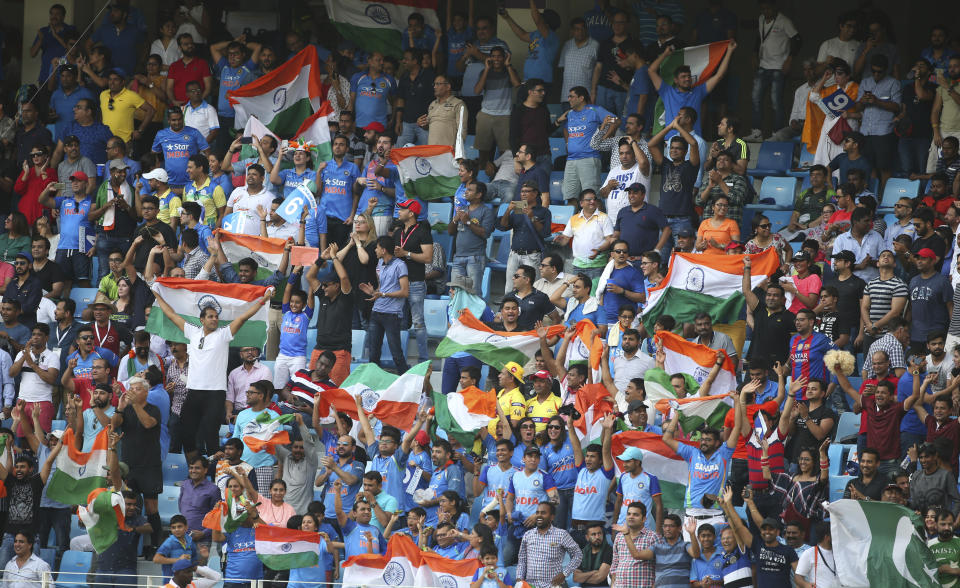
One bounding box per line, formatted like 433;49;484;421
69;515;84;539
433;232;453;263
551;205;575;227
759;210;794;234
158;485;181;524
750;142;795;177
427;202;453;226
546;104;563;117
351;330;367;361
835;411;861;444
880;178;921;209
162;452;188;486
748;176;797;210
829;475;854;502
55;550;92;588
787;145;816;177
828;441;845;475
424;298;448;338
378;330;410;369
51;419;67;432
481;267;492;300
486;233;511;273
37;546;56;569
549;137;567;161
68;288;99;316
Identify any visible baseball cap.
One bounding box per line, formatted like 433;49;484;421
108;158;130;171
60;63;78;75
69;171;89;182
50;430;65;440
397;199;422;216
504;361;524;384
626;182;645;192
523;446;541;456
617;447;644;461
676;227;695;238
63;134;80;145
915;248;937;260
109;67;127;79
414;430;430;447
725;241;744;251
760;517;782;530
531;370;552;380
172;559;193;572
791;250;811;262
831;250;855;263
362;121;386;133
14;252;32;263
627;400;647;413
142;168;169;183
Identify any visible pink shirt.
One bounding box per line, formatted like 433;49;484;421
788;272;822;313
226;362;274;412
257;500;296;526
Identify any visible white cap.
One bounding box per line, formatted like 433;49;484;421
142;168;169;183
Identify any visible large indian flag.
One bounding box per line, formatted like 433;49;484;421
652;41;731;134
46;428;110;505
642;248;781;327
342;534;480;588
390;145;462;202
146;278;271;348
256;525;321;570
826;500;939;588
215;230;286;272
436;310;566;370
291;101;334;163
326;0;441;59
78;488;129;553
610;431;691;510
228;47;327;137
432;387;498;447
341;362;431;430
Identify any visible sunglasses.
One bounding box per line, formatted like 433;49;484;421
546;425;562;430
757;223;771;229
613;249;628;254
30;153;44;158
13;261;27;266
512;274;523;279
520;424;535;429
107;98;114;111
78;335;93;341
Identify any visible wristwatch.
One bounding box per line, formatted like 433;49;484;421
406;252;412;260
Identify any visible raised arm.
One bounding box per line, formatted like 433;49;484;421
647;46;670;91
661;411;681;453
726;390;743;450
229;291;272;336
742;255;759;310
704;40;737;93
154;291;187;332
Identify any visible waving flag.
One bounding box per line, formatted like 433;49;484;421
656;331;737;391
78;488;129;553
326;0;441;58
146;278;272;348
256;525;321;570
215;230;287;273
431;387;498;447
610;431;692;509
436;310;566;371
652;41;731;135
389;145;462;201
826;500;939;588
564;319;604;374
241;413;295;454
573;383;615;446
202;489;250;533
642;248;781;327
46;428;110;505
291;101;334;163
228;47;327;136
342;534;480;588
340;362;431;430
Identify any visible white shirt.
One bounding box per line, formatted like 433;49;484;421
757;13;798;70
227;186;275;235
492;151;518;183
14;348;60;403
266;221;299;241
817;37;859;69
150;38;182;67
796;545;839;588
562;211;614;264
612;352;655;411
184;322;234;391
789;82;812;124
832;230;884;282
602;163;645;222
3;553;50;588
183;101;220;140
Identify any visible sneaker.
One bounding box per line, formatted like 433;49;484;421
743;128;763;142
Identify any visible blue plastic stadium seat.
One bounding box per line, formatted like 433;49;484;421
486;233;511;272
550;205;575;227
158;485;181;524
835;411;861;444
829;475;854;502
481;267;492;300
747;176;797;210
378;330;410;370
787;144;816;177
827;442;845;475
758;210;794;234
549;137;567;161
750;142;795;177
68;288;99;316
880;178;921;209
37;546;56;569
351;330;367;362
55;550;92;588
424;298;448;338
162;452;188;486
433;232;453;263
546;104;563;117
427;202;453;226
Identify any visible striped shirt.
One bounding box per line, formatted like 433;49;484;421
722;547;753;587
516;526;583;588
746;426;787;490
651;537;694;588
713;138;751;165
611;527;658;587
864;275;908;330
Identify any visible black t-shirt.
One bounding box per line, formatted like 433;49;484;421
32;259;65;293
911;233;948;271
751;535;798;588
393;221;433;282
597;37;632;91
814;310;840;342
789;403;837;460
313;288;354;352
748;292;796;365
5;473;43;537
827;274;866;332
132;220;178;273
658;160;698;216
120;403;162;468
508;290;555;331
397;67;435;122
578;543;613;587
845;472;889;500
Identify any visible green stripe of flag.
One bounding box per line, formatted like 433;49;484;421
431;390;479;447
258;552;319;570
401;175;463;201
264;98;316;138
331;23;403;58
145;311;268;348
47;470;109;505
434;340;531;370
641;288;745;329
659;480;687;510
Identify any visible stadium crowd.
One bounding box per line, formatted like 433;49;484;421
1;0;960;587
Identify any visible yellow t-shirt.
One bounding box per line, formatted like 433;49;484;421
526;394;561;433
184;177;227;227
156;189;182;226
100;88;146;142
487;387;526;436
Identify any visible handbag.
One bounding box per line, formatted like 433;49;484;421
827;116;853;145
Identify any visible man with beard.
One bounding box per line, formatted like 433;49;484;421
609;329;653;411
61;324;119;403
117;330;164;384
318;135;362;248
317;432;365;540
165;33;212;107
338;111;367;169
276;414;319;515
225;347;272;423
927;510;960;584
49;65;94;141
356;132;400;237
0;438;60;565
90;161;137;284
73;382;115;451
231;381;279;496
393;199;433;363
599;137;648;223
87;295;129;356
516;502;582;588
224;164;274;236
10;325;59;437
574;522;614;587
152;108;209;194
417;439;464;528
210;438;252;498
4;253;42;328
49;299;79;373
905;439;960;516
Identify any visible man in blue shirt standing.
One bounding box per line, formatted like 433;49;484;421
30;4;76;85
350;53;397;130
89;4;142;81
209;38;260;153
402;13;437;52
39;172;95;288
152;108;209;193
501;0;561;87
320;135;361;247
560;87;612;202
49;65;93;141
359;235;410;374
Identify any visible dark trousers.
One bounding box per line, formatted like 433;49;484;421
181;389;226;455
37;506;71;557
441;354;481;394
729;458;749;507
368;311;409;373
327;216;352;247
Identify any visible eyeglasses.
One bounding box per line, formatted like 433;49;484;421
337;441;352;447
520;424;535;429
757;223;771;229
13;261;27;266
512;273;524;279
613;249;628;254
714;203;729;208
582;198;597;202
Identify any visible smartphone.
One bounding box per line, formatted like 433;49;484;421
518;200;528;211
51;182;66;191
239;137;253;145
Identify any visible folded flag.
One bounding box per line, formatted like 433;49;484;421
228;47;328;137
242;412;295;454
342;534;480;588
610;431;693;510
652;41;731;135
432;387;498;447
78;488;129;553
652;393;733;434
340;361;431;430
256;525;321;570
146;278;272;348
826;499;939;588
325;0;441;58
389;145;462;201
436;309;566;371
642;248;781;326
564;319;603;373
572;383;615;446
47;428;110;505
290;101;334;163
215;230;287;273
201;489;250;533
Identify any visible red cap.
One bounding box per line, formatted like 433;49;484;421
362;121;386;133
414;430;430;447
397;199;422;216
69;171;89;182
724;241;744;251
532;370;552;380
916;248;937;260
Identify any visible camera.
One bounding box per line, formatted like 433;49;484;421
558;404;581;421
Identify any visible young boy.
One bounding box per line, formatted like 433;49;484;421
153;514;199;580
471;545;513;588
273;277;315;390
393;506;427;547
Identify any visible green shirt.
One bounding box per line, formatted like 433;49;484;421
928;536;960;587
793;187;836;224
97;271;128;300
0;233;31;263
371;491;399;533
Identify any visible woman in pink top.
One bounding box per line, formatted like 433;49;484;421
782;250;822;312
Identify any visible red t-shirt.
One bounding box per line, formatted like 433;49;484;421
920;195;956;226
73;379;121;411
826;209;853;233
168;57;211;103
861;395;906;461
926;414;960;475
724;400;780;459
745;424;787;490
856;376;900;434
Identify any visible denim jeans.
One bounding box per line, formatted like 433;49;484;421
562;157;602;201
398;122;429;147
898;136;931;176
368;311;409;373
405;280;428;362
751;68;786;130
570;265;604;286
662;216;695;259
441;354;482;394
554;487;574;530
96;569;138;588
486;179;516;203
596;86;627;121
450;254;486;295
95;233;131;284
37;506;72;558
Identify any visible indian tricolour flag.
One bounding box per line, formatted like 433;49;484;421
436;309;566;371
242;413;295;454
573;383;615;446
256;525;320;570
146;278;271;348
290;101;334;163
343;534;480;588
215;230;286;272
643;247;781;327
826;500;939;588
432;387;498;447
202;489;249;534
652;41;731;135
78;488;129;553
46;428;109;505
389;145;462;202
341;362;431;431
610;431;690;510
326;0;441;58
228;47;327;137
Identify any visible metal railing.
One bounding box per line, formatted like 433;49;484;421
35;570;447;588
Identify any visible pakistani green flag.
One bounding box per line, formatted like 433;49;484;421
826;499;939;587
